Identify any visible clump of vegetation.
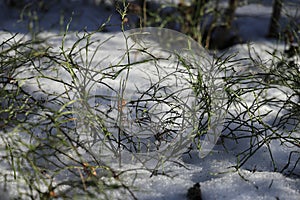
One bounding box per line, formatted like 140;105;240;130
0;0;299;199
221;44;299;174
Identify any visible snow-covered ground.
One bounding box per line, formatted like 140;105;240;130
0;0;299;199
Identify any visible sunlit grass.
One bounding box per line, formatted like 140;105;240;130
0;1;299;199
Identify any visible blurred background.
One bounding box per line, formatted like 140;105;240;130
0;0;299;49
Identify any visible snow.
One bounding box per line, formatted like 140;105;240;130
0;0;299;200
